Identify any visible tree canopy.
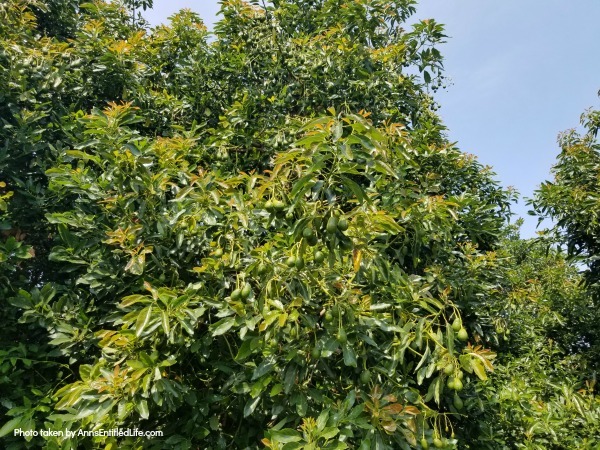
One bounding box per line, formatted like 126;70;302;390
0;1;598;449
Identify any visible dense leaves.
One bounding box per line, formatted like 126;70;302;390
24;102;507;449
1;0;598;449
531;104;600;366
454;230;600;449
532;107;600;281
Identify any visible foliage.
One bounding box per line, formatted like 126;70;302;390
530;103;600;365
0;0;598;449
531;106;600;280
452;230;600;449
5;99;513;448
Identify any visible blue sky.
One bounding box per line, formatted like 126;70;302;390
144;1;600;238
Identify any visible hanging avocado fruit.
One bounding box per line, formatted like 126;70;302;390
331;305;340;316
303;227;318;245
443;363;454;376
302;227;315;239
359;369;371;383
241;282;252;299
447;377;455;390
313;250;326;264
326;216;339;233
273;199;286;211
336;328;347;344
451;317;462;332
337;217;349;231
448;377;463;391
311;347;321;359
257;262;268;275
457;328;468;341
286;255;297;267
266;199;286;212
453;392;464;410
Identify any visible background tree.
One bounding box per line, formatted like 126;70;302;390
531;104;600;276
452;226;600;449
531;102;600;366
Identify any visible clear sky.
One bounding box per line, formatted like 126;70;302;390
144;1;600;238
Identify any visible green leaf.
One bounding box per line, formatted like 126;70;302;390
415;344;430;372
471;358;487;380
294;132;327;147
235;338;257;361
340;175;366;203
333;121;343;141
120;295;149;307
210;317;235;336
135;306;153;338
371;213;403;234
250;376;272;398
320;427;340;440
125;254;145;275
291;173;315;199
270;384;283;397
283;365;298;394
296;394;308;416
252;356;276;380
316;409;329;431
373;160;399;179
161;311;170;336
126;360;146;370
342;344;357;367
8;295;33;309
459;355;473;373
65;150;101;164
270;428;302;443
136;399;149;419
243;396;261;417
300;116;331;131
0;417;23;438
446;323;455;355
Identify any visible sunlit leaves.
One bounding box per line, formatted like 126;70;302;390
42;101;511;447
0;1;532;448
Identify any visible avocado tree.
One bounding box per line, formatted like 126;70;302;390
1;1;521;449
449;225;600;449
531;105;600;276
531;103;600;364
